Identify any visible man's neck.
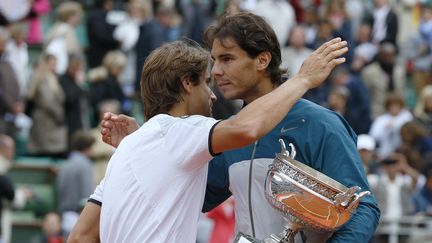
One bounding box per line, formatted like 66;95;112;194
168;102;189;117
243;78;276;104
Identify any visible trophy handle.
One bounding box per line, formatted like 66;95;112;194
279;139;289;156
346;191;371;211
278;139;296;159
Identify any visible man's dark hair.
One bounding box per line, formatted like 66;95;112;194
70;130;95;152
204;12;285;86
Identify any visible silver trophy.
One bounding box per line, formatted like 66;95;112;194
235;139;370;243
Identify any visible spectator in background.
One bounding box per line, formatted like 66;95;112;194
414;168;432;215
0;134;32;208
5;22;29;97
368;152;419;243
281;26;313;76
86;0;119;69
0;27;23;139
133;2;165;94
362;42;406;118
44;1;83;75
299;6;318;49
89;50;129;126
326;85;349;116
345;0;366;40
26;0;51;44
252;0;296;47
357;134;378;175
59;53;89;147
399;121;432;170
367;0;399;46
369;93;413;160
351;23;378;73
155;5;181;43
405;3;432;96
89;100;118;184
31;211;64;243
114;0;149;97
414;85;432;134
313;19;335;50
57;130;95;236
27;54;67;158
176;0;210;44
323;0;353;63
327;65;372;134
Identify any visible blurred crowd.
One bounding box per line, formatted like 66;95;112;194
0;0;432;242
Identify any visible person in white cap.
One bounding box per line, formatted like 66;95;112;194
357;134;377;174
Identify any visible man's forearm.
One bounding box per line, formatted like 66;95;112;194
67;202;101;243
328;201;380;242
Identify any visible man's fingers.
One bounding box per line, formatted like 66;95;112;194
315;37;342;54
102;134;111;144
329;57;346;69
103;112;113;120
102;120;114;129
322;40;347;58
326;47;348;62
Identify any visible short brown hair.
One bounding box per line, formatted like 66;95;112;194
204;12;284;85
140;40;210;120
70;130;95;152
385;92;405;110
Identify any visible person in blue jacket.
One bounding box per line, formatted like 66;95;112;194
69;12;380;243
201;13;379;242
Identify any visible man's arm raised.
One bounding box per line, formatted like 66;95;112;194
211;38;347;153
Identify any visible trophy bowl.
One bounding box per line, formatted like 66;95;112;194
261;139;370;242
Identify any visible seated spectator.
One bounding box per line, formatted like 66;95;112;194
369;92;413;160
357;134;378;175
31;211;64;243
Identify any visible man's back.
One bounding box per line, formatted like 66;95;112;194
99;114;217;243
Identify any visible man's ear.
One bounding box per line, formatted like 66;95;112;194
181;76;193;94
256;51;271;71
